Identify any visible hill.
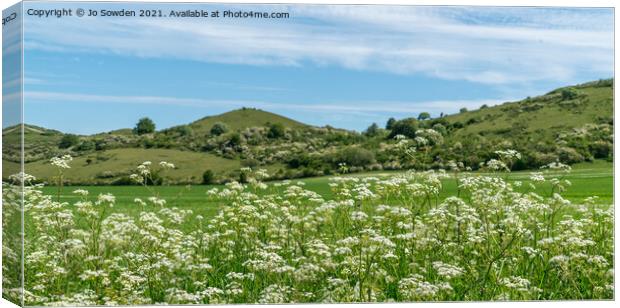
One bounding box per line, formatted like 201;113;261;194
2;80;613;185
2;124;64;163
189;108;307;134
443;79;613;139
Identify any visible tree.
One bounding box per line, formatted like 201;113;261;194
387;118;419;139
417;112;431;121
335;147;375;167
561;88;578;100
202;170;215;184
267;123;285;139
210;122;229;136
386;118;396;130
459;107;468;114
364;123;380;137
58;134;80;149
133;117;156;135
75;140;95;152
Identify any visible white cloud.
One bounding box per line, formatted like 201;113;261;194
22;5;613;85
24;90;511;116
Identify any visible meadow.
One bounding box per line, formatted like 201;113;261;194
40;159;613;228
3;148;614;305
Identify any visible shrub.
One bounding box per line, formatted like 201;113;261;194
589;141;612;159
364;123;380;137
386;117;396;130
133;117;156;135
210;122;229;136
202;170;215;184
557;147;584;164
561;88;578;100
267;123;286;139
58;134;80;149
387;118;419;139
334;147;375;167
75;140;96;152
417;112;431;121
227;133;242;147
432;123;447;136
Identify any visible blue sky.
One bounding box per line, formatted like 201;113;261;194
4;2;614;134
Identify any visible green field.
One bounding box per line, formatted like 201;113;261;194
40;160;612;231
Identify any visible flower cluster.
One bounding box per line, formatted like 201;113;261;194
2;153;613;305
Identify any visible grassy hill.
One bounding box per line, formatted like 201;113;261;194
16;148;243;185
2;124;64;163
2;80;613;185
189;107;307;134
444;80;613;139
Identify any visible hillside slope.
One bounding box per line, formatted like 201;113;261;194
2;79;612;184
189;108;307;134
444;79;613;138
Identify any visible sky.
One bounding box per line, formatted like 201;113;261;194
2;2;614;134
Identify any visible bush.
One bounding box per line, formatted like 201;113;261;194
267;123;286;139
202;170;215;184
58;134;80;149
227;133;242;147
75;140;96;152
589;141;612;159
561;88;578;100
417;112;431;120
364;123;380;137
334;147;375;167
557;147;584;164
386;117;396;130
432;123;447;136
210;122;229;136
133;117;156;135
387;118;419;139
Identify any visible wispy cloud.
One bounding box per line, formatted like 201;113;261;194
25;90;511;117
22;5;613;85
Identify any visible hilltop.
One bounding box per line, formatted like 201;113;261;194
189;108;307;134
2;79;613;185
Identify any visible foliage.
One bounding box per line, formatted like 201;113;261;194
202;169;215;184
210;122;229;136
418;112;431;120
58;134;80;149
76;140;96;152
561;88;579;100
364;123;380;137
387;118;419;139
333;147;376;167
267;123;286;139
133;117;156;135
386;118;397;130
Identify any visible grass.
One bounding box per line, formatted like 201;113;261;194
21;148;244;184
40;160;613;233
445;85;612;138
190;108;307;134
